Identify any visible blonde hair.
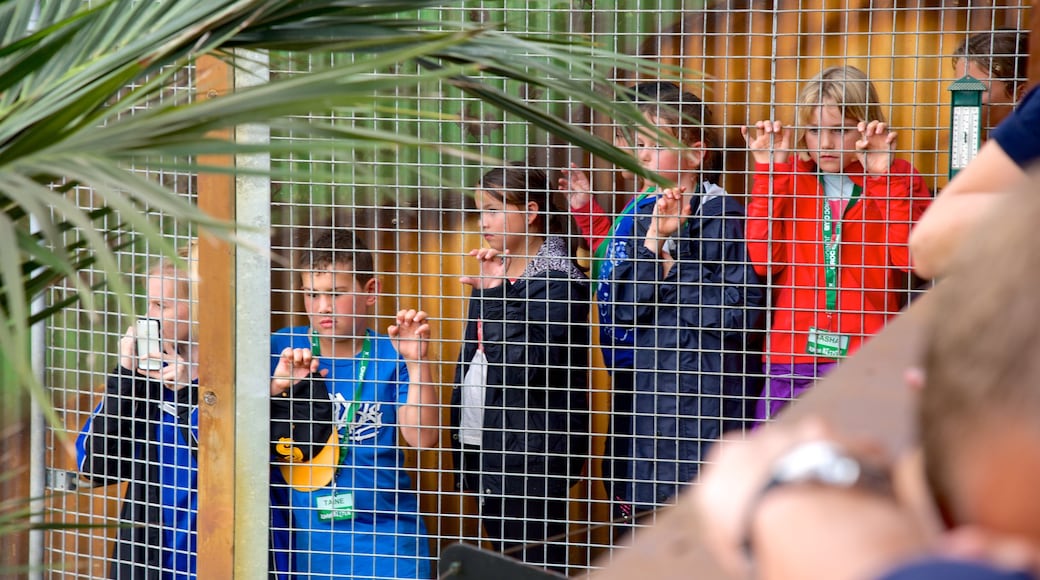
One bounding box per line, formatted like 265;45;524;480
149;240;199;340
795;65;886;151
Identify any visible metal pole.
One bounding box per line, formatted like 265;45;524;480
232;49;272;579
27;4;45;577
195;48;273;580
27;216;45;580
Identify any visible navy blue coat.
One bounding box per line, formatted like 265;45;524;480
610;187;765;508
77;368;198;579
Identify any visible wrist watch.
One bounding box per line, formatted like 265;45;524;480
740;440;893;562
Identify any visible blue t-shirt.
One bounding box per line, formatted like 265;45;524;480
270;327;431;579
992;85;1040;169
596;192;658;371
878;558;1035;580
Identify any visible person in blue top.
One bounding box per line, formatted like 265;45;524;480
558;81;685;522
77;242;311;579
609;91;764;516
270;227;440;579
911;82;1040;280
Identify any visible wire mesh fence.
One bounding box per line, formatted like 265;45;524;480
41;1;1030;578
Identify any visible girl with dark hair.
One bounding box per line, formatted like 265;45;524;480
952;29;1030;133
560;82;753;523
450;163;590;574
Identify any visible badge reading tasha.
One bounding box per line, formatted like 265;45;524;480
806;326;850;358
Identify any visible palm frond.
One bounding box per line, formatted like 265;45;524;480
0;0;682;417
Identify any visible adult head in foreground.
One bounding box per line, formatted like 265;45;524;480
699;178;1040;580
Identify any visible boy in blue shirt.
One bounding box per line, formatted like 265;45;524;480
270;228;440;579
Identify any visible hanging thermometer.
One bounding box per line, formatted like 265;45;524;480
948;75;986;179
949;105;981;173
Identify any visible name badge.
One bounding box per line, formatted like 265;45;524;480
316;492;355;522
806;327;849;358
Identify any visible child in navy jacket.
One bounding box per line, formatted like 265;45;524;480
610;92;764;514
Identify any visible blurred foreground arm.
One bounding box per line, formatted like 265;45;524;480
695;419;928;580
908;142;1023;280
911;86;1040;280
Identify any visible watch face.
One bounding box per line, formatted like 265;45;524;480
773;440;862;486
819;454;861;485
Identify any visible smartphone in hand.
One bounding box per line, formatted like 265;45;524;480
135;318;162;371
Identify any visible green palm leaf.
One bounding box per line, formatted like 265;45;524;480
0;0;677;413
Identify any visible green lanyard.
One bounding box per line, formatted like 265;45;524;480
591;186;656;279
311;329;371;474
338;336;370;462
820;184;862;311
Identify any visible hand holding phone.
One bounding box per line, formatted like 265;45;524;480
135;318;162;371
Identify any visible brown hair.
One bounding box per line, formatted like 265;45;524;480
622;81;722;184
919;177;1040;528
952;30;1030;100
479;163;584;262
293;228;375;285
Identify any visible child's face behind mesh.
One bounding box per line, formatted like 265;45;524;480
953;57;1018;130
146;274;192;345
300;262;374;347
614;126;638;181
632;114;699;186
476;188;536;253
804;103;861;174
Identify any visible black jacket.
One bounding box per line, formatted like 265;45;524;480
77;368;192;579
77;366;330;579
451;238;591;497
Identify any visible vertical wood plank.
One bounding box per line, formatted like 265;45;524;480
0;393;30;572
1030;0;1040;87
194;54;236;580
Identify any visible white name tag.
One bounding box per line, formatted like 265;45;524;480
806;327;849;358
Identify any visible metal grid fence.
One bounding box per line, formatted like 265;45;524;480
42;1;1031;578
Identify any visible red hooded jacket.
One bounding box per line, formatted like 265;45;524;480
747;158;932;365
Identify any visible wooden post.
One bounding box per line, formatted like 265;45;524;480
1030;0;1040;87
194;51;271;580
0;387;30;572
194;54;237;580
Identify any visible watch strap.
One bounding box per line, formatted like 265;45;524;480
739;442;894;564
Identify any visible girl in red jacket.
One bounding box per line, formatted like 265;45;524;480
742;65;931;420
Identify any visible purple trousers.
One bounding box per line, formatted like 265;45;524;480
755;362;838;421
